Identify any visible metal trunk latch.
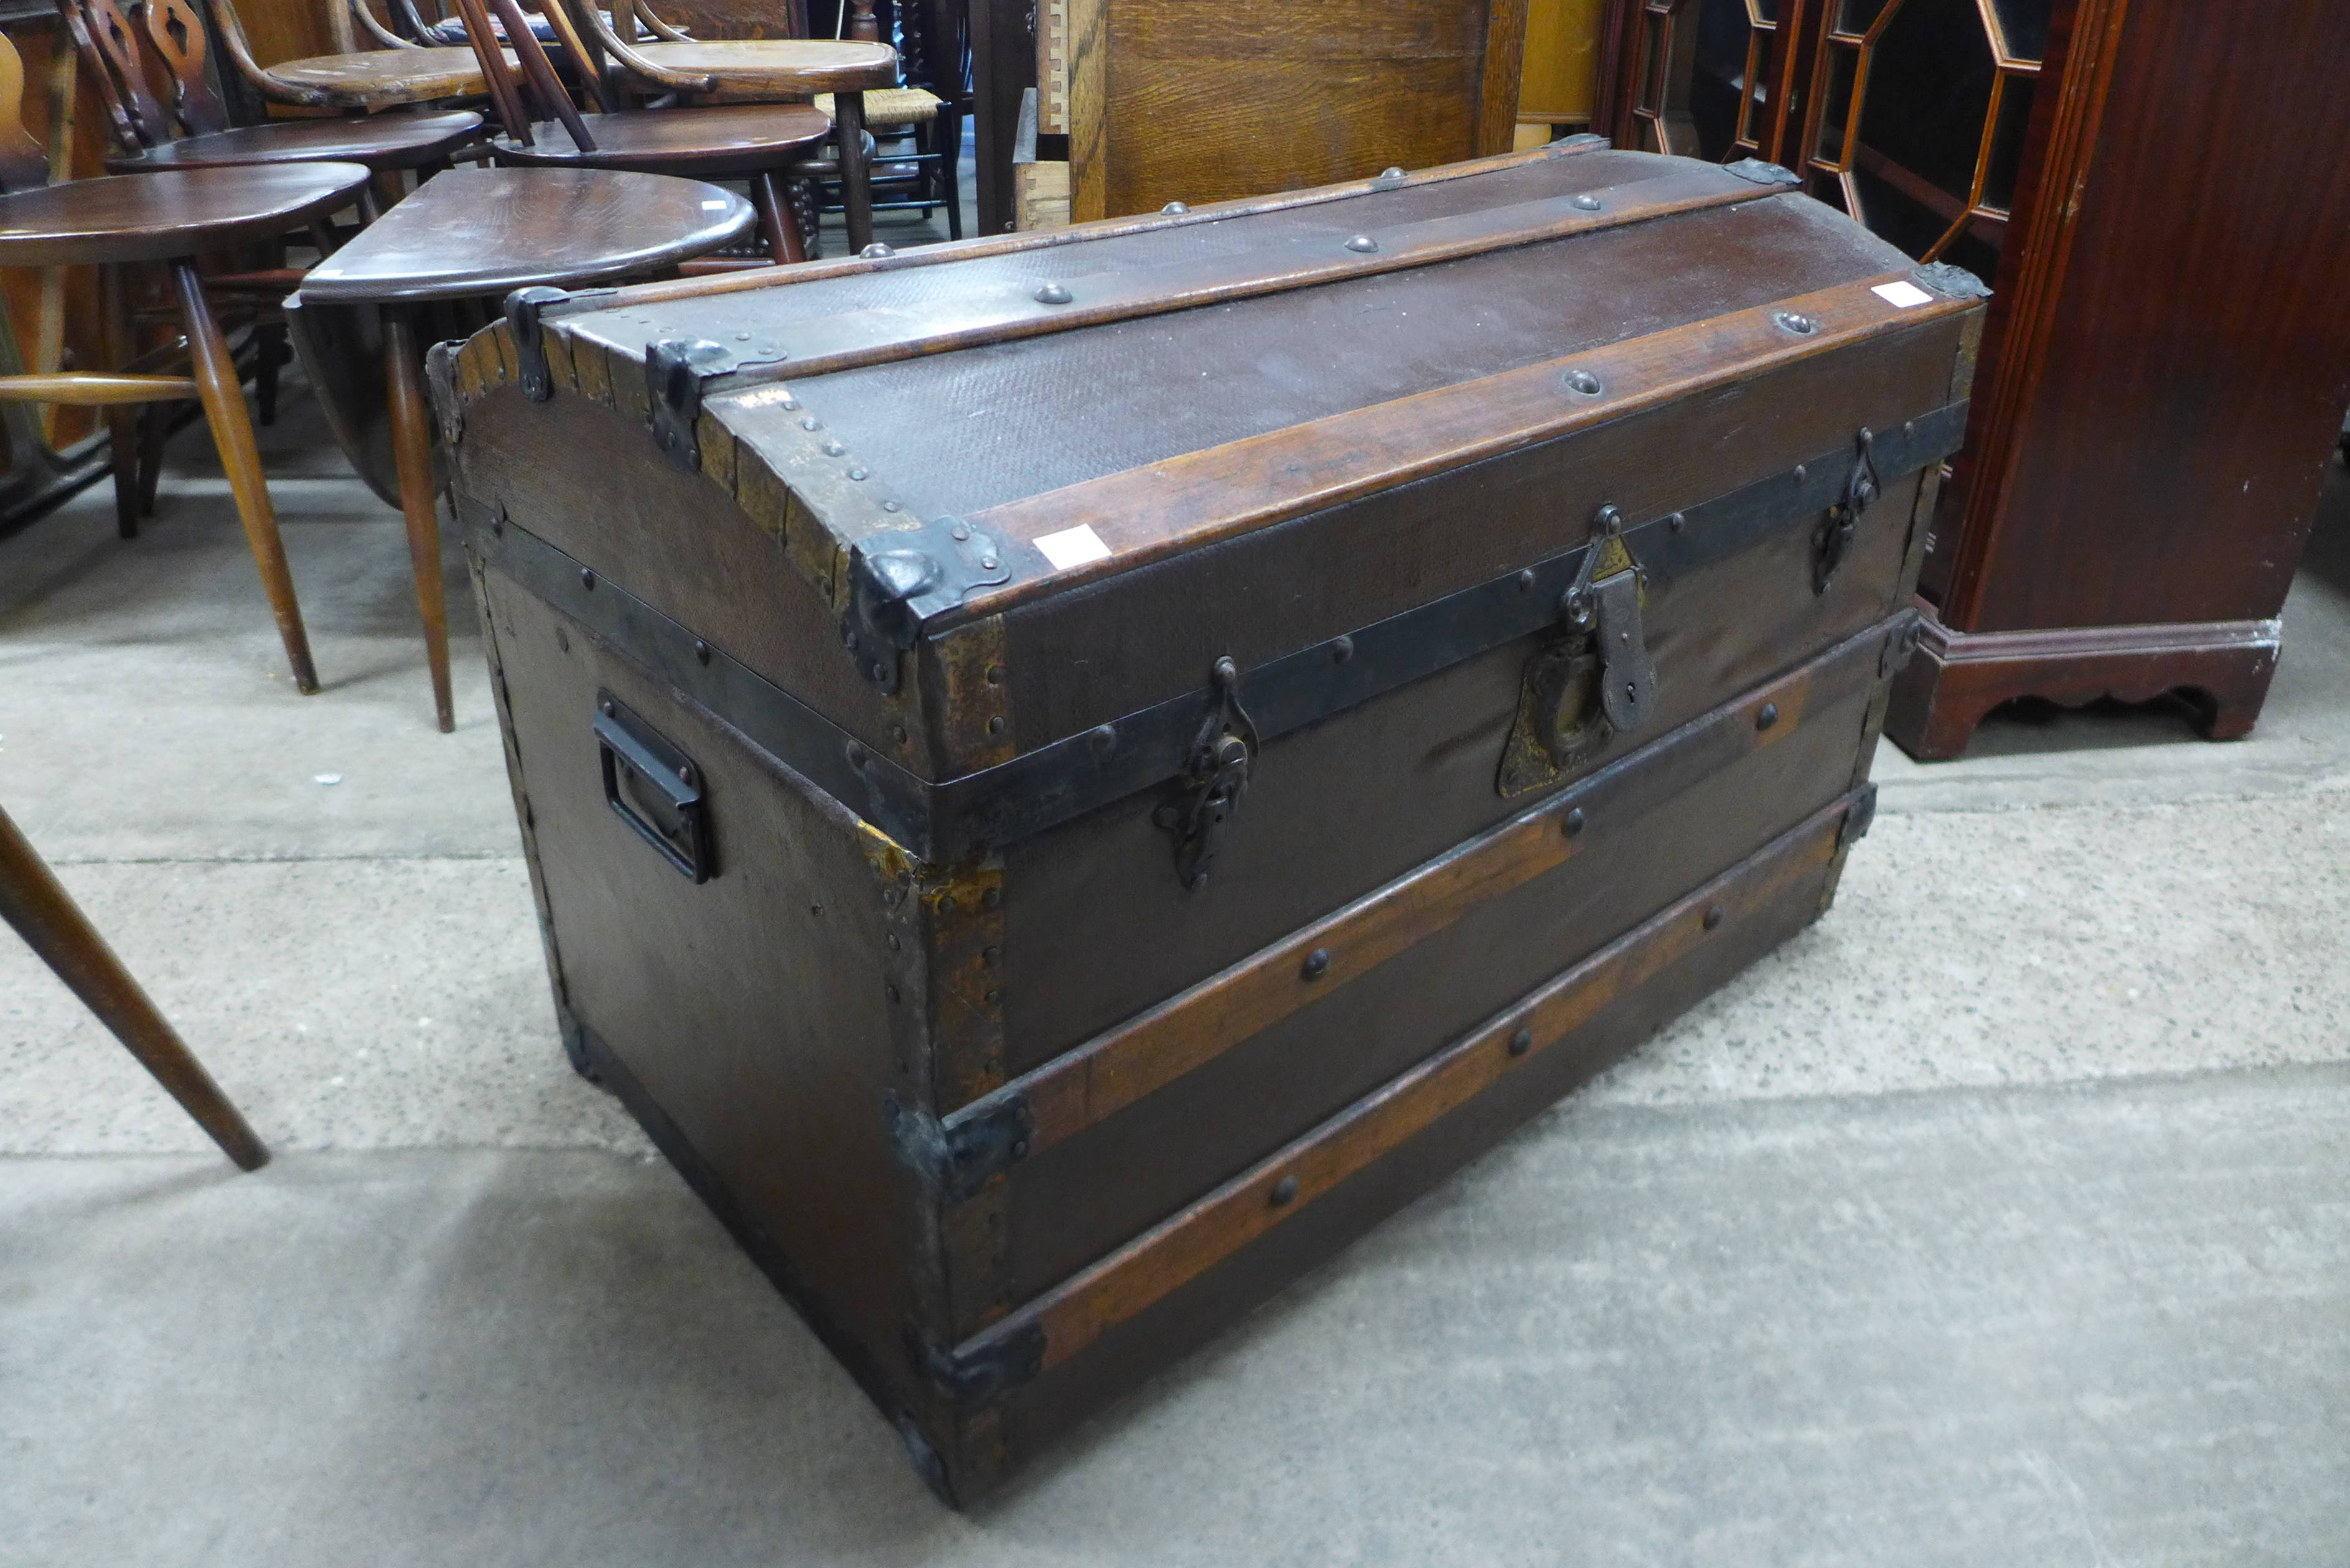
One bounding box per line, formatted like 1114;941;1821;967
1814;427;1882;594
1496;505;1657;796
1154;656;1259;890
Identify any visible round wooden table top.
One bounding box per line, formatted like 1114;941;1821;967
107;110;485;175
294;167;757;304
0;162;373;269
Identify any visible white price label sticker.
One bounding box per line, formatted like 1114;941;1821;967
1034;523;1113;571
1872;280;1936;309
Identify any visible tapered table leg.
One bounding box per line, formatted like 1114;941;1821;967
384;307;454;732
0;804;268;1172
172;257;319;694
836;88;873;254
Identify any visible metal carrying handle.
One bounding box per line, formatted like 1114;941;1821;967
595;693;713;883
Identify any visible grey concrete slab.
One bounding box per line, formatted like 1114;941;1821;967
5;1066;2346;1567
0;393;518;864
0;854;640;1155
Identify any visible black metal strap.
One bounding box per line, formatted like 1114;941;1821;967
464;398;1965;862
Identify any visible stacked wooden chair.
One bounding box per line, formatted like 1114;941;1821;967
60;0;481;535
817;0;958;245
25;0;772;730
206;0;510;111
438;0;895;257
441;0;834;262
0;26;365;695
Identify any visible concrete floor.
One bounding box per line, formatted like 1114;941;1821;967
2;273;2347;1557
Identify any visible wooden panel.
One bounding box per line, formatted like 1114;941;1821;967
1052;0;1511;220
956;792;1856;1381
1517;0;1603;124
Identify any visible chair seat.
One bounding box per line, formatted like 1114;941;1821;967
294;167;754;302
488;103;831;177
106;110;485;174
635;38;896;93
268;45;506;108
0;162;373;268
814;87;940;128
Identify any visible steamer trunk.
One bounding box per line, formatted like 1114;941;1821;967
439;141;1985;1504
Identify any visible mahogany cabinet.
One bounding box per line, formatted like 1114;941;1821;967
1597;0;2350;757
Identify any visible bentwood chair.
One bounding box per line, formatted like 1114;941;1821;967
207;0;509;111
1;802;268;1169
558;0;894;251
61;0;482;531
291;166;754;729
0;32;366;694
448;0;832;261
73;0;482;180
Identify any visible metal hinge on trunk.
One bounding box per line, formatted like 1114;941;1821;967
1153;655;1260;890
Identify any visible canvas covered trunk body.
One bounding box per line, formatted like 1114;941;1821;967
436;139;1985;1505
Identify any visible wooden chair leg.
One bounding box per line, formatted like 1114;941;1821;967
172;257;319;695
836;88;873;254
383;308;454;732
940;106;963;241
136;403;169;517
254;320;286;427
0;803;268;1171
98;264;141;539
754;170;807;264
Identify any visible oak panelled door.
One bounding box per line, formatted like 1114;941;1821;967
1603;0;2047;283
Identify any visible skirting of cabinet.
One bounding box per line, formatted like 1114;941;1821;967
1884;601;2283;762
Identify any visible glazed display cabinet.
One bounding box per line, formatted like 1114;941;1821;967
1595;0;2350;756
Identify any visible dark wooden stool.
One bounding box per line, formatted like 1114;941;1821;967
1;803;268;1171
292;166;755;731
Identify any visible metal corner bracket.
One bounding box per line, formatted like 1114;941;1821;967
503;284;618;403
843;517;1014;695
1723;158;1801;187
1914;261;1992;301
909;1323;1046;1406
889;1090;1034;1204
643;333;793;472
